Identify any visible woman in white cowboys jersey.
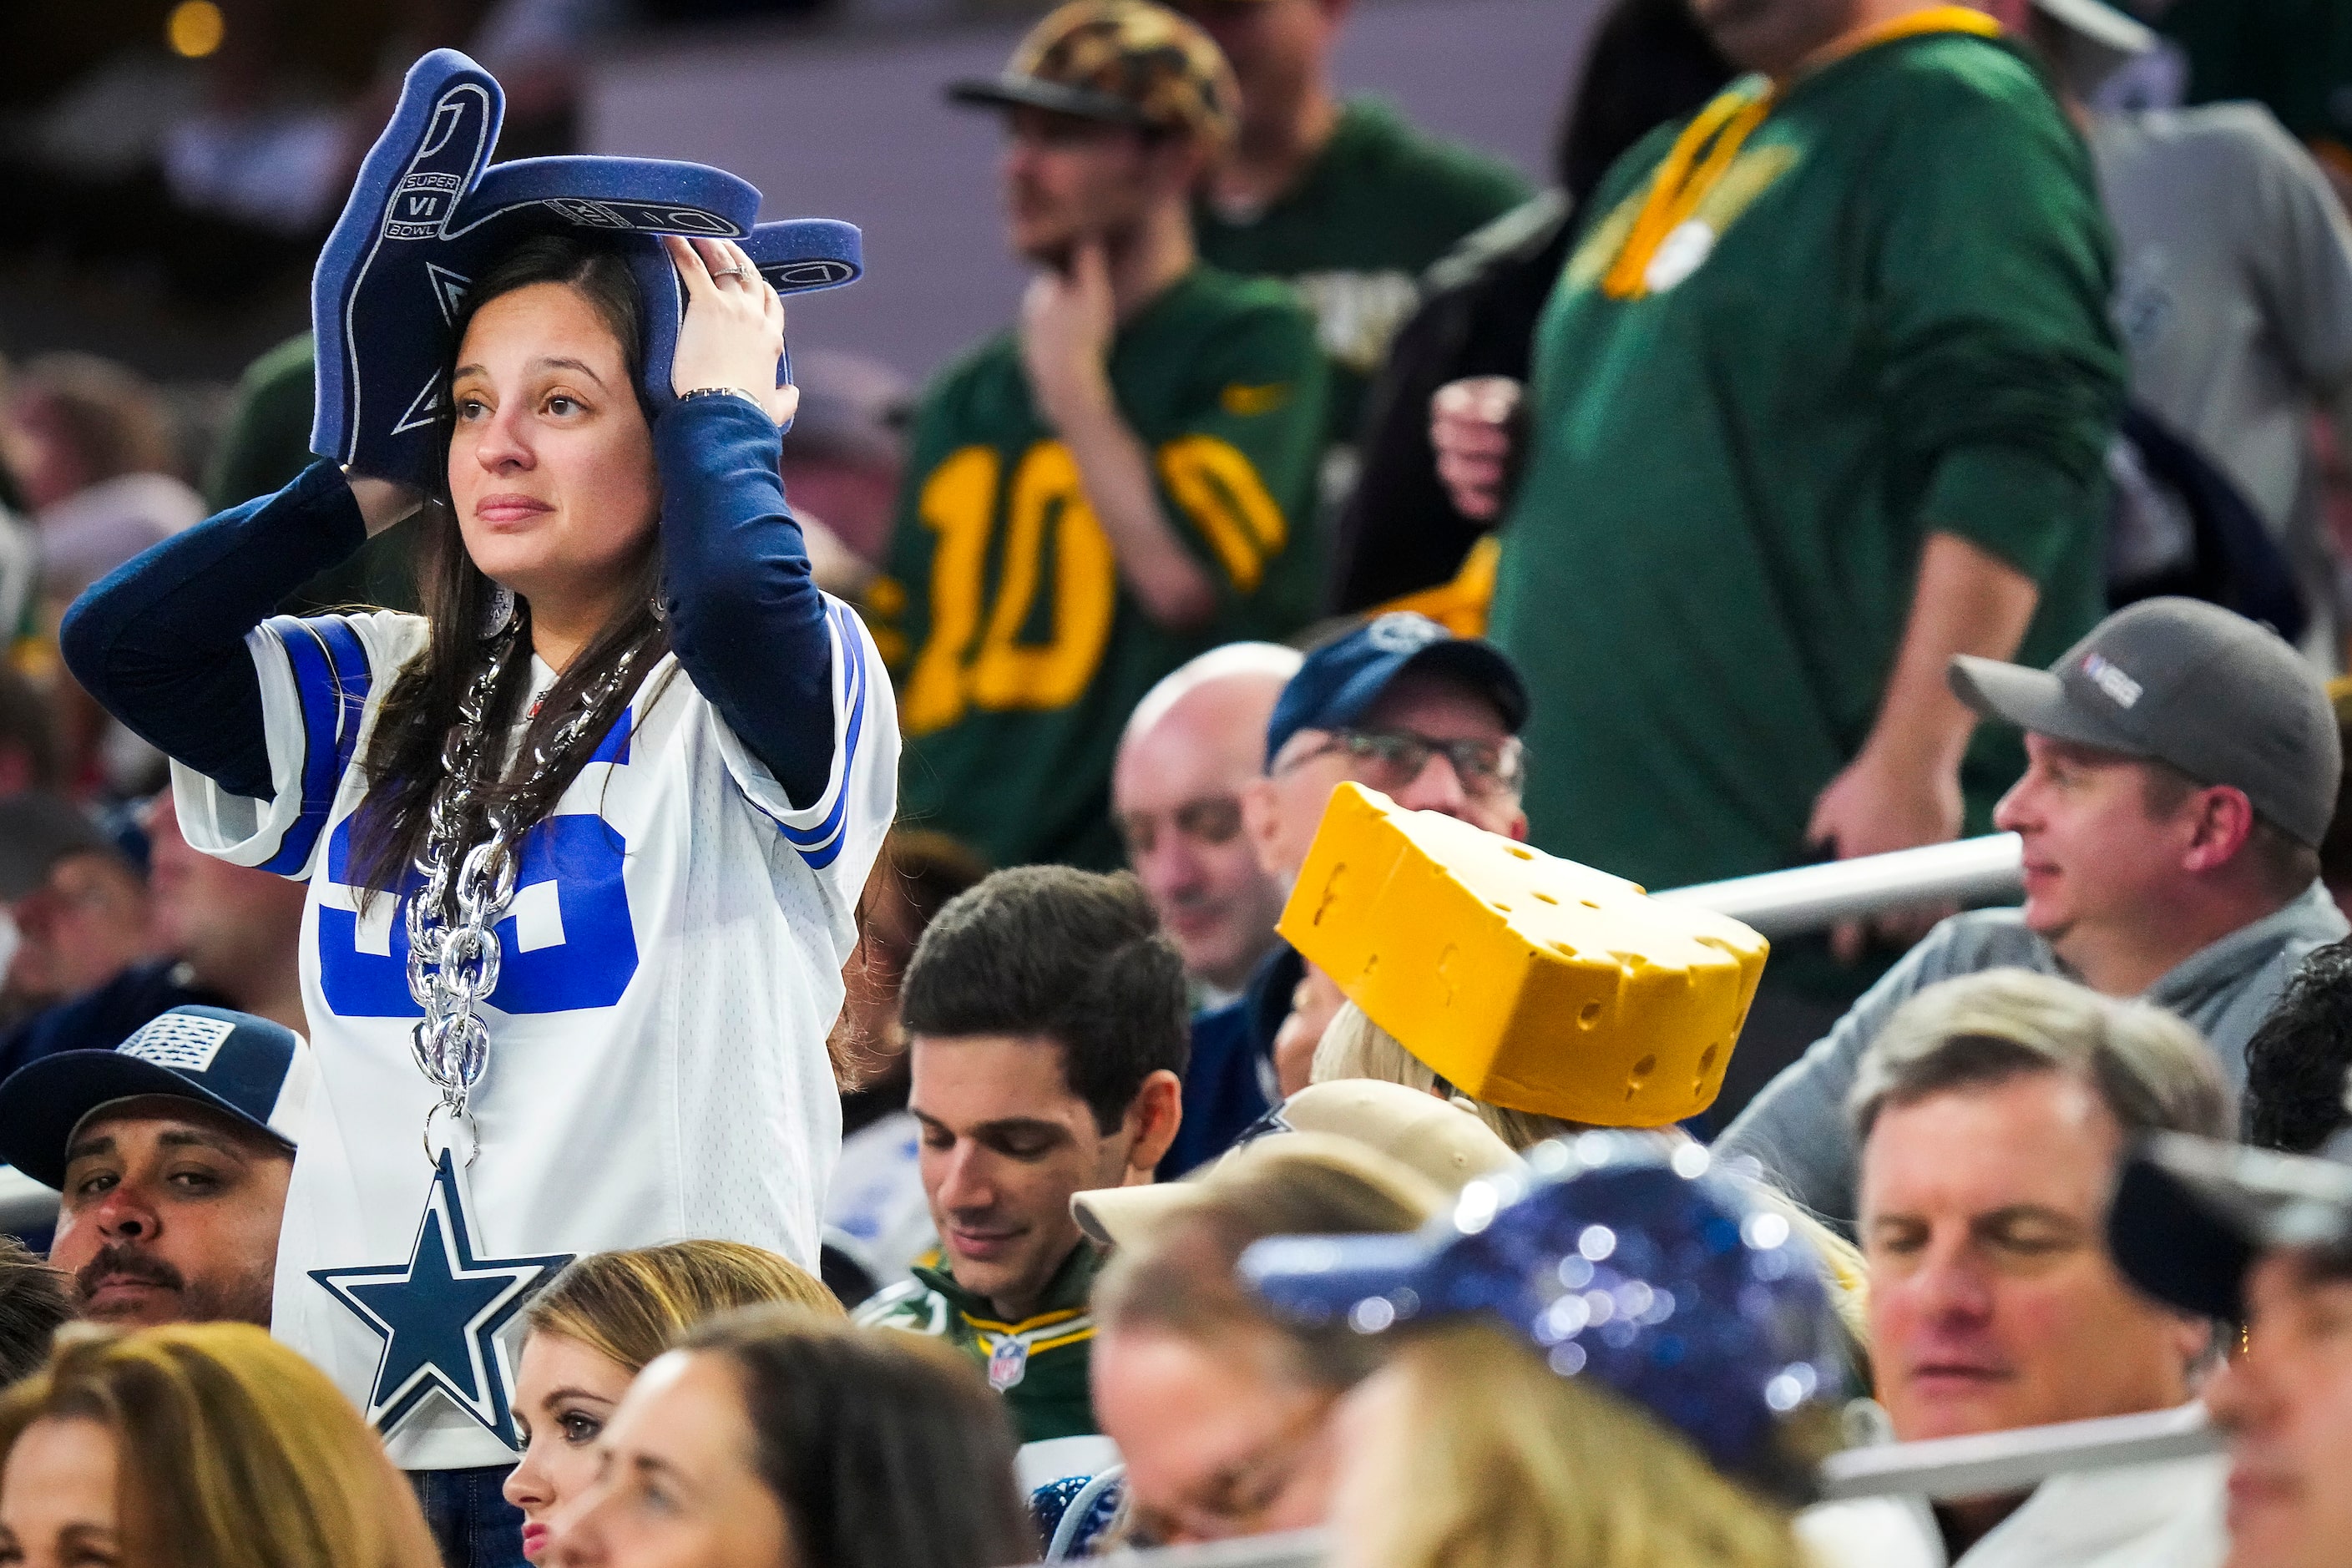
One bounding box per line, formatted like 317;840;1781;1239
59;116;894;1568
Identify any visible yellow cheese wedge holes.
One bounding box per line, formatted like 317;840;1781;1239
1277;783;1768;1127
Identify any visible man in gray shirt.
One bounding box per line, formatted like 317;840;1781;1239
1721;598;2347;1223
2026;0;2352;655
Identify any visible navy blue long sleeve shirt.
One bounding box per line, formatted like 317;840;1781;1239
62;395;836;807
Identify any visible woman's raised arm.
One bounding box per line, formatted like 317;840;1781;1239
58;462;373;799
654;235;837;809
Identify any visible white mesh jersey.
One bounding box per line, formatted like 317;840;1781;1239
173;600;897;1469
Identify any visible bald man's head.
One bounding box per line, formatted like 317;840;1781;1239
1114;645;1302;997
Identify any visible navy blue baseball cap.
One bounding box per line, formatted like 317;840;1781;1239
1264;613;1530;768
1240;1133;1846;1490
0;1007;312;1191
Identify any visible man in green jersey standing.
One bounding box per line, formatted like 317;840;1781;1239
870;0;1327;871
1434;0;2126;1098
1172;0;1530;450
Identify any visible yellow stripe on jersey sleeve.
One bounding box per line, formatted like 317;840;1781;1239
1157;434;1287;593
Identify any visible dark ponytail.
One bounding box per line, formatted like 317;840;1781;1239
348;231;670;903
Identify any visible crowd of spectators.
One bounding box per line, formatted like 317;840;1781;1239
8;0;2352;1566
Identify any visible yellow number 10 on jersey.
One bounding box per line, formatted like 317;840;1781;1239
901;436;1286;736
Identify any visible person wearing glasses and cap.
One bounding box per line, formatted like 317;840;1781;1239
1723;597;2348;1224
2109;1124;2352;1568
870;0;1328;876
1166;610;1530;1176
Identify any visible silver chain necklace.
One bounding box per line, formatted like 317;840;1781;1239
405;623;642;1160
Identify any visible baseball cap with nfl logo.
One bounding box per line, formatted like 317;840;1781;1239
0;1006;314;1191
1948;596;2342;848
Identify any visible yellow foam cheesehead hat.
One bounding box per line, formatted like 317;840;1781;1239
1277;783;1768;1126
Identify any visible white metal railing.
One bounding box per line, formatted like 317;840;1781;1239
1069;1530;1328;1567
1657;832;2024;938
1815;1404;2219;1501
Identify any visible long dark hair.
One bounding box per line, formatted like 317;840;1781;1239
349;232;671;900
680;1307;1035;1568
1553;0;1734;207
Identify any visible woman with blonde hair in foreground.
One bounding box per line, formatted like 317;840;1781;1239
0;1321;440;1568
505;1239;843;1562
1243;1133;1849;1568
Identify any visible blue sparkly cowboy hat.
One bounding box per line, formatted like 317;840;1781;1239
1241;1132;1848;1491
313;48;865;486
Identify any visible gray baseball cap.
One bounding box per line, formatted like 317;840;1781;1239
1949;597;2342;847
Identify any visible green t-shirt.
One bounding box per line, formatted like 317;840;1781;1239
871;265;1327;869
1490;33;2122;895
1195;98;1529;441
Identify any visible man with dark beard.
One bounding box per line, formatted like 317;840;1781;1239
0;1005;309;1326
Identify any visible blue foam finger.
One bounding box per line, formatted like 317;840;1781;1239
312;49;505;484
463;158;768;407
744;220;864;296
460;156;762;243
310;49;864;486
747;221;864;397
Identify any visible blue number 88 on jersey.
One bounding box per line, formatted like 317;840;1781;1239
316;813;640;1017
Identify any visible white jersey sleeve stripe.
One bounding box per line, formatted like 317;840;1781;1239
173;612;390;878
718;594;898;877
257;615;377;876
771;602;870;863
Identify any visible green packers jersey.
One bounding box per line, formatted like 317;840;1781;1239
1195;99;1529;442
869;265;1326;869
1489;31;2122;896
854;1246;1106;1444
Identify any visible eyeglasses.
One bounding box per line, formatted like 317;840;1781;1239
1125;1391;1338;1546
1281;728;1525;800
1117;795;1246;859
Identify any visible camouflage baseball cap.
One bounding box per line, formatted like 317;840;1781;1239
948;0;1238;145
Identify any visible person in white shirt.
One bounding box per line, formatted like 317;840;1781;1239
1805;967;2235;1568
54;55;893;1568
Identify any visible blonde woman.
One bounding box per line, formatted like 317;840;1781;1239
1312;999;1580;1149
1338;1321;1815;1568
1313;1000;1874;1347
0;1322;440;1568
1244;1133;1849;1568
503;1240;842;1562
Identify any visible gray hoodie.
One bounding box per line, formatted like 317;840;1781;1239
1717;882;2349;1223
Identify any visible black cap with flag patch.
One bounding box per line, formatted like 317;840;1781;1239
0;1006;312;1191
